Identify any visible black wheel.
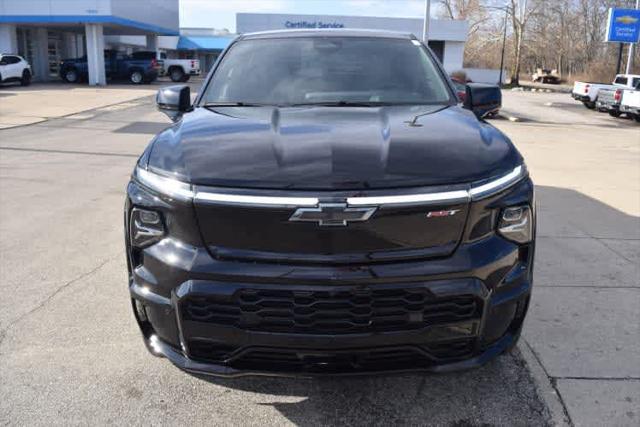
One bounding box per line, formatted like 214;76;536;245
129;70;144;85
608;110;621;118
63;68;78;83
583;101;596;109
169;67;185;82
20;69;31;86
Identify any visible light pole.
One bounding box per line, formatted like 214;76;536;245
625;0;639;74
422;0;431;44
498;7;508;85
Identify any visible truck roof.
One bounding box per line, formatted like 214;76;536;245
238;29;417;41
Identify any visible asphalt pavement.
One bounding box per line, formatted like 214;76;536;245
0;85;638;426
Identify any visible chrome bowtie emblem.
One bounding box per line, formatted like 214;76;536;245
289;203;377;226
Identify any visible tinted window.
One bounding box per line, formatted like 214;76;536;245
201;37;452;106
3;56;20;64
614;76;627;85
131;51;156;60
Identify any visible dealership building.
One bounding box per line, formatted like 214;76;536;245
236;13;468;73
1;4;484;85
0;0;178;85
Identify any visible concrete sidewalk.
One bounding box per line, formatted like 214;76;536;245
493;94;640;427
0;82;163;129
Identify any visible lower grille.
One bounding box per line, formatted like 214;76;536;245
182;287;480;335
187;340;477;373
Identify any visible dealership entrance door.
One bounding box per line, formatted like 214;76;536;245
428;40;444;64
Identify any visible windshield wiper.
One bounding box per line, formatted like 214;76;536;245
202;102;269;107
287;101;393;107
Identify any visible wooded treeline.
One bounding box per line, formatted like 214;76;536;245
438;0;640;83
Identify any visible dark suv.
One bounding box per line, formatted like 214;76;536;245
125;30;535;377
60;50;159;84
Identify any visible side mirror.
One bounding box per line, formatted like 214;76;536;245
464;83;501;119
156;85;191;121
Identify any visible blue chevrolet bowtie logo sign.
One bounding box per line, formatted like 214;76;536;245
606;8;640;43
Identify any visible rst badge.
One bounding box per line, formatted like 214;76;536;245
426;209;460;218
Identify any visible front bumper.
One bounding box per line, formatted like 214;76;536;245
129;232;533;377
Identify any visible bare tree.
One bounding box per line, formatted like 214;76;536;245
507;0;541;85
449;0;640;83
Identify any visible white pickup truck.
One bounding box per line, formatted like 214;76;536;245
619;85;640;122
572;74;640;109
130;51;201;82
159;52;200;82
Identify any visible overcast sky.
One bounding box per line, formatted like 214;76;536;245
179;0;431;31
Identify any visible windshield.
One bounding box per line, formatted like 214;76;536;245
200;37;453;106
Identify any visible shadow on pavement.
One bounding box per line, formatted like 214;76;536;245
179;186;637;426
189;350;548;426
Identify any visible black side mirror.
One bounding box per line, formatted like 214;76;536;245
464;83;502;119
156;85;191;121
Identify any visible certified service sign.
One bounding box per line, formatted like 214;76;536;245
606;8;640;43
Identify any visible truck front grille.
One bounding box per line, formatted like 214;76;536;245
186;340;477;372
182;287;480;335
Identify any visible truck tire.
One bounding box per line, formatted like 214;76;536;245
129;70;144;85
583;101;596;109
169;67;185;82
20;69;31;86
63;68;79;83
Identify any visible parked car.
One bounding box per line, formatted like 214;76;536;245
130;51;200;82
126;30;534;377
450;76;467;102
0;53;31;86
619;84;640;122
572;74;640;109
595;88;624;117
531;68;560;84
59;50;159;84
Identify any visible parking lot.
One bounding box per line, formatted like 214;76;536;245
0;82;638;426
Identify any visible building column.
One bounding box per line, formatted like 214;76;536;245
85;23;106;86
61;32;77;59
146;35;158;52
76;33;85;57
0;24;18;54
32;28;49;81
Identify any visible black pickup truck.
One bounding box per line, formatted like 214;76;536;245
59;50;159;84
126;30;534;378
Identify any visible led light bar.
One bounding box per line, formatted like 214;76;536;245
136;167;194;200
346;190;469;206
194;191;319;207
468;165;524;200
135;165;525;207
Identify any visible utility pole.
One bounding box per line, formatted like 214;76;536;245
422;0;431;44
498;7;508;85
625;0;639;74
617;43;624;74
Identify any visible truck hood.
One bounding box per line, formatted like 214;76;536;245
146;104;522;190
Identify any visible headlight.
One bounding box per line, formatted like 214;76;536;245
498;205;532;244
130;207;165;248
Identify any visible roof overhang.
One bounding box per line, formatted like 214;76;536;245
0;15;179;36
176;36;235;51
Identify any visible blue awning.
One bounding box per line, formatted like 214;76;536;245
177;36;235;51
